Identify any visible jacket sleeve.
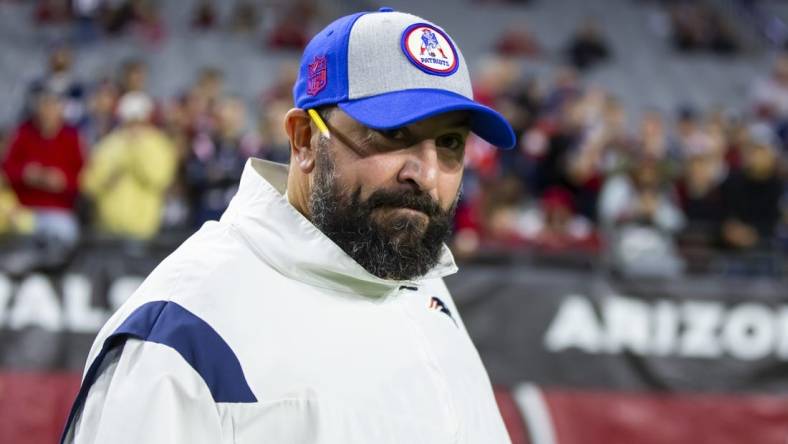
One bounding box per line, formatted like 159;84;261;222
66;339;225;444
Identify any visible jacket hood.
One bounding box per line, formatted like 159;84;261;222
220;158;458;297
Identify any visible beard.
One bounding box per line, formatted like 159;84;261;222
308;140;457;281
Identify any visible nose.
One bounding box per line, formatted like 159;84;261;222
397;140;439;198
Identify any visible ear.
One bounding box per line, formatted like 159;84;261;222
284;108;317;174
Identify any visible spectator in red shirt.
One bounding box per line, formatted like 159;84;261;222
1;88;84;245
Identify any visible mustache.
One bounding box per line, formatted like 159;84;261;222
361;188;444;218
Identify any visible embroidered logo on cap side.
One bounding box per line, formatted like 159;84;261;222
307;56;327;96
400;23;459;77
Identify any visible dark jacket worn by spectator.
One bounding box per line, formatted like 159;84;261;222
185;133;251;225
721;170;782;248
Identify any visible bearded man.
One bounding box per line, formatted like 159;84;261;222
61;7;515;444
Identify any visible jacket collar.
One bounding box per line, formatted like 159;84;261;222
220;158;458;297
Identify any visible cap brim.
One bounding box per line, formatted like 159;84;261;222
338;89;516;149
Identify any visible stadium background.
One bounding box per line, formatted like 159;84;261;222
1;0;787;442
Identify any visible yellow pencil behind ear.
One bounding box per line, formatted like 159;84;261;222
307;109;331;140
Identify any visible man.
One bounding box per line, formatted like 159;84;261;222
2;86;84;246
186;96;258;226
720;123;782;251
61;8;515;444
81;91;177;240
24;44;86;126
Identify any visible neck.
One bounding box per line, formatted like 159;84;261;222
286;166;312;220
38;121;61;138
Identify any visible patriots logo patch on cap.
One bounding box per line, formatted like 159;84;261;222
401;23;459;76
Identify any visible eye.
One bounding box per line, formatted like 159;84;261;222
436;133;466;151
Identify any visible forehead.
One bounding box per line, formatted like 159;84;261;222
333;108;471;133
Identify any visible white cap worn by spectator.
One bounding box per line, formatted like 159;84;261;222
116;91;153;123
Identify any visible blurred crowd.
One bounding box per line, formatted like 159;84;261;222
27;0;320;49
456;52;788;276
0;41;298;271
0;0;787;278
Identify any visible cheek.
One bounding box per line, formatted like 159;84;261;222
350;157;403;197
438;169;463;209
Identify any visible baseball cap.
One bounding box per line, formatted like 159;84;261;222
293;7;516;149
117;92;153;122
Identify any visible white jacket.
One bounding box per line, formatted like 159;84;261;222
62;158;510;444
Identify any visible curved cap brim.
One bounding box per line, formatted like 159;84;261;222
337;89;516;149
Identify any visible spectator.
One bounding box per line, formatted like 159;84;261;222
174;67;225;140
229;1;260;34
104;0;165;43
2;87;84;246
599;157;685;276
518;186;598;251
256;98;292;163
720;124;783;251
672;106;702;154
267;0;317;49
477;175;527;243
118;59;164;125
260;60;300;105
193;67;225;111
495;23;542;57
24;44;86;126
676;142;725;249
751;52;788;122
81;92;177;239
81;78;119;147
72;0;103;44
103;0;136;34
565;19;611;70
119;58;148;94
543;66;582;113
532;99;584;196
638;111;671;161
185;97;258;226
34;0;71;24
669;3;739;54
565;94;632;219
191;0;217;30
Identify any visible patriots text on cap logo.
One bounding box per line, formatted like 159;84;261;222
307;55;327;96
401;23;459;77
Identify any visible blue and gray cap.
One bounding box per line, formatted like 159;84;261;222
293;7;516;149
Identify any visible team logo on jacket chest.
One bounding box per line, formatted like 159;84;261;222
429;296;457;327
401;23;459;76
